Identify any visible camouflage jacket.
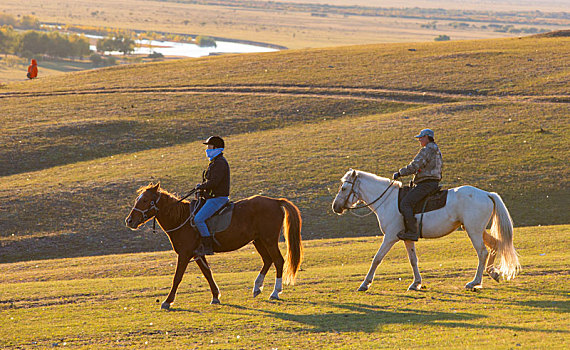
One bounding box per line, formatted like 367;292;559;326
398;142;443;183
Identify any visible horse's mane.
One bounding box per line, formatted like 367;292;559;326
356;170;390;183
137;183;180;200
137;183;189;221
342;169;390;183
342;169;401;189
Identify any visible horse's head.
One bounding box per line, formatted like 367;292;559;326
332;169;360;214
125;182;162;230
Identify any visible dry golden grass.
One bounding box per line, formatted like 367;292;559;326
0;34;568;263
1;0;567;51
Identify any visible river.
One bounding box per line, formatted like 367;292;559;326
87;36;278;57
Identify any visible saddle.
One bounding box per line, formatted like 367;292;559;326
398;186;448;214
190;199;235;234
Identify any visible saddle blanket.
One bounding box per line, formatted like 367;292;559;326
190;200;235;234
398;186;448;214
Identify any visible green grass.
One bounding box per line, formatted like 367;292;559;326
1;225;568;349
0;34;568;262
5;36;569;95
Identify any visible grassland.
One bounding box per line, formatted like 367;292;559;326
1;225;568;349
1;0;568;52
0;58;96;83
0;34;569;262
0;20;568;350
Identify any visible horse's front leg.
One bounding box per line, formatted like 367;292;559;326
196;256;221;304
404;240;422;291
358;236;398;292
162;254;191;310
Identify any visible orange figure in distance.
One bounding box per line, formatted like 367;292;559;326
27;59;38;79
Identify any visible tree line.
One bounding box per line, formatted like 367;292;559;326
0;26;91;59
0;12;40;29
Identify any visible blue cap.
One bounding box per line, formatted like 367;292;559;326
414;128;434;138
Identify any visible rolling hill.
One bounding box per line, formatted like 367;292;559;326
0;33;568;263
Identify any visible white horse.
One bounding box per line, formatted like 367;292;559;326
332;169;520;291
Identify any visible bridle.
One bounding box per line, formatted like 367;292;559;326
340;175;395;216
131;191;162;221
133;192;192;234
129;189;207;265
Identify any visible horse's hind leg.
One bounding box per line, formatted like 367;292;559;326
483;230;500;283
358;236;398;292
264;243;285;300
464;224;489;290
252;240;273;298
196;256;221;304
404;240;423;291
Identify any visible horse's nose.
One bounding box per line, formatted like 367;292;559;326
126;216;132;226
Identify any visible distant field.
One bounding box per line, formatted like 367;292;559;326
279;0;570;12
0;58;96;83
1;225;568;348
0;0;567;52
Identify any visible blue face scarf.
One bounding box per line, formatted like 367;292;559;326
206;148;223;161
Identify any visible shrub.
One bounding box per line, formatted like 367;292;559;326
195;35;216;48
434;35;450;41
105;56;117;66
90;53;103;66
148;51;164;59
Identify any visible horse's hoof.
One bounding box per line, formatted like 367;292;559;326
211;298;221;305
269;295;280;300
253;289;262;298
357;285;369;292
160;302;171;310
407;283;422;291
465;283;482;291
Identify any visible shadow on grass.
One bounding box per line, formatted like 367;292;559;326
224;301;477;333
433;287;570;315
224;301;569;334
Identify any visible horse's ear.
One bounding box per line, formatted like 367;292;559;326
350;169;357;178
152;182;160;191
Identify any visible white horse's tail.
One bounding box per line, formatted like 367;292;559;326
488;192;520;280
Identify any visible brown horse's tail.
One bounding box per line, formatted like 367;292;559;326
279;198;303;285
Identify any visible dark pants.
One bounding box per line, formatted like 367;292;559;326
401;180;440;232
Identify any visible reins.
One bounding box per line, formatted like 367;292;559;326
133;189;198;235
177;188;198;203
343;177;395;217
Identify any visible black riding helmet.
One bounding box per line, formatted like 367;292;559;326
203;136;225;149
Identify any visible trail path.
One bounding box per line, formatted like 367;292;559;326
1;84;567;104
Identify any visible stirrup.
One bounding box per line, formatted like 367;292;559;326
397;229;419;241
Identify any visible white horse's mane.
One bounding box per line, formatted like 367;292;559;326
342;169;395;186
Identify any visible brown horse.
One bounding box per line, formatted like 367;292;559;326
125;183;303;308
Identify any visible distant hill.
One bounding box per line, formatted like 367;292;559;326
533;29;570;37
1;34;568;263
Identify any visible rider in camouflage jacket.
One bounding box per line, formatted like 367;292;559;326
398;141;442;184
393;129;443;241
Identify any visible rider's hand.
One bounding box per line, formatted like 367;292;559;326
195;183;203;190
392;172;401;180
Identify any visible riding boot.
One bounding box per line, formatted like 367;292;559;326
194;236;214;256
398;216;419;241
